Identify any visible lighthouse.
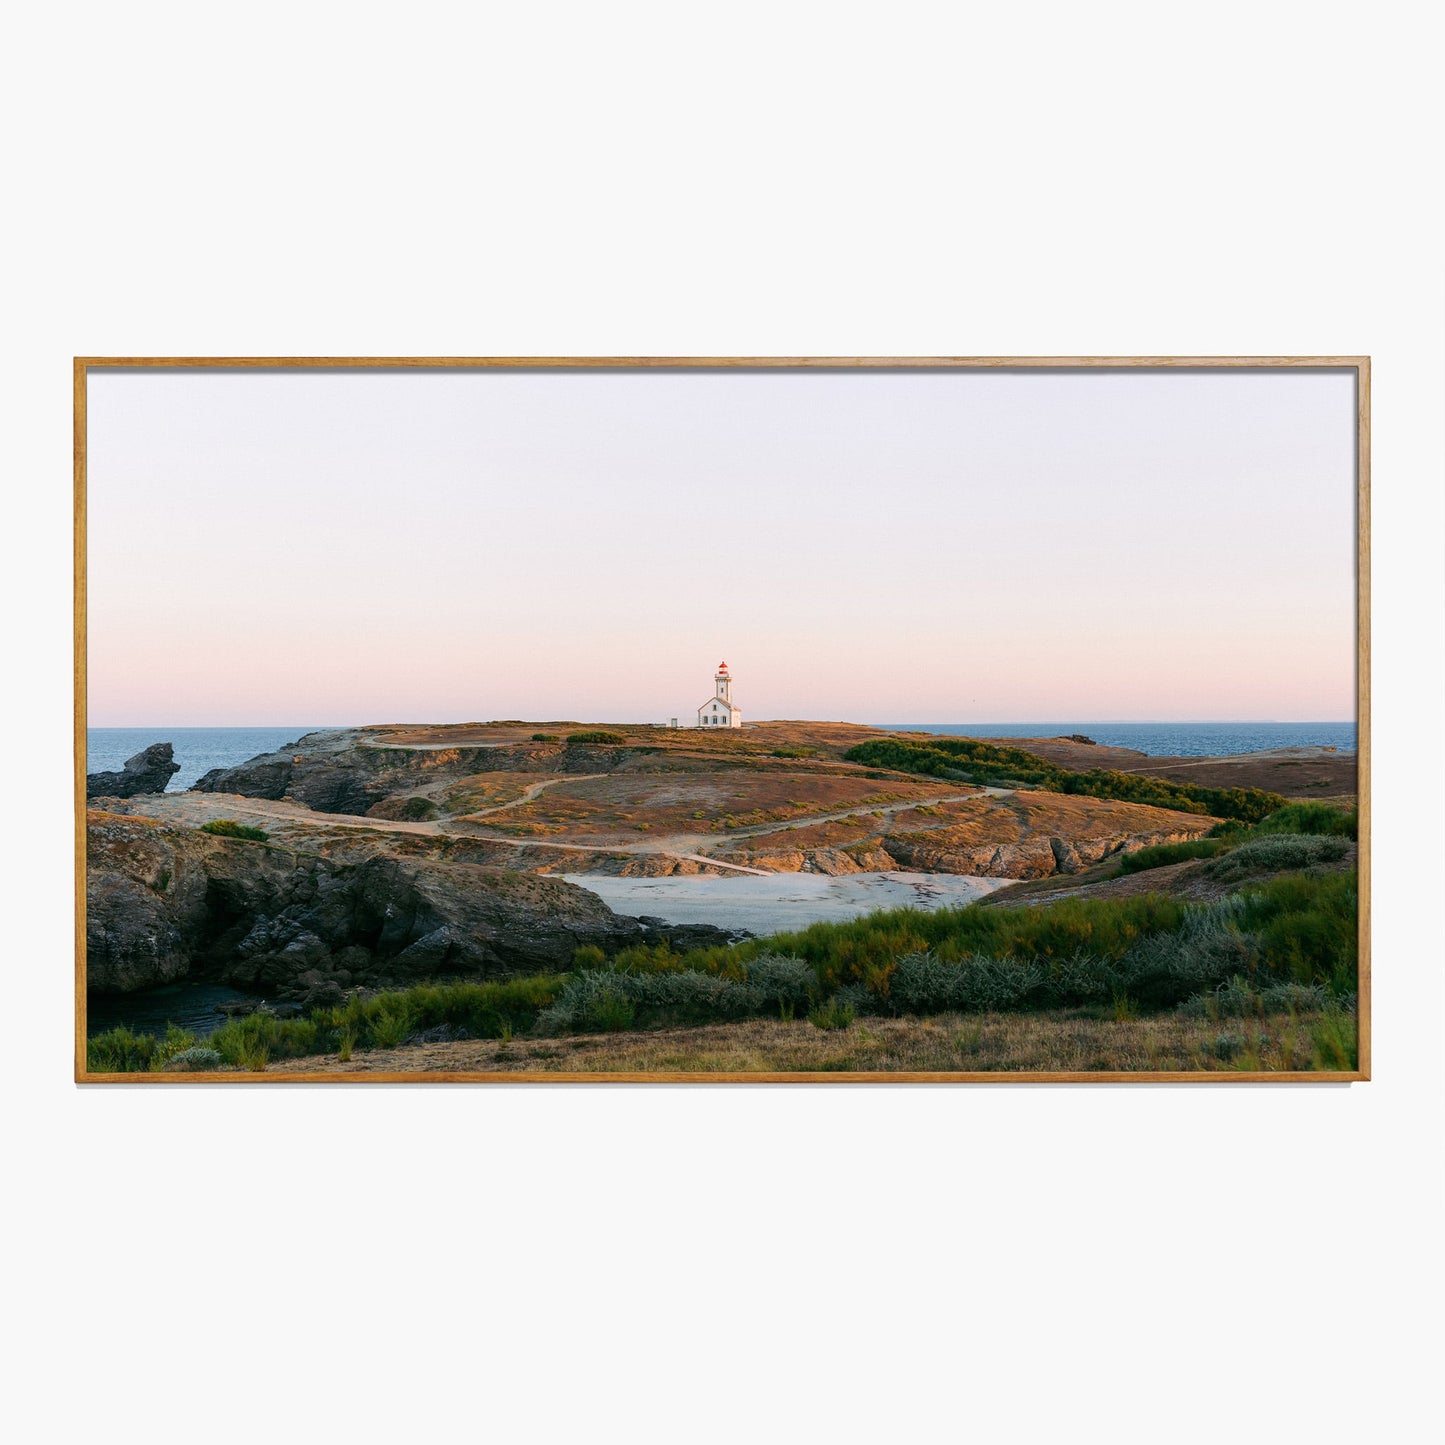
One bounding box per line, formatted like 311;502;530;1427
696;660;743;728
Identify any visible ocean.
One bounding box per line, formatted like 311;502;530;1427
86;727;332;791
872;721;1356;757
86;720;1359;792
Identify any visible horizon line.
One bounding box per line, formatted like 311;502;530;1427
86;717;1359;729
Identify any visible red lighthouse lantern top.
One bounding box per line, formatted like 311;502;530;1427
717;661;729;672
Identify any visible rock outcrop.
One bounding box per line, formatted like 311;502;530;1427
718;825;1212;880
86;811;656;998
87;743;181;799
191;730;628;816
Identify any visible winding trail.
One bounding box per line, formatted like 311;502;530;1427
114;782;1013;877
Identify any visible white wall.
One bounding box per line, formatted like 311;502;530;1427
4;6;1441;1445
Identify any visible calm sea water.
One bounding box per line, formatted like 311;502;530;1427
88;720;1359;792
87;983;271;1039
86;727;335;790
874;721;1356;757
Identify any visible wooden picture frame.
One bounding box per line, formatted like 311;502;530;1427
75;356;1370;1083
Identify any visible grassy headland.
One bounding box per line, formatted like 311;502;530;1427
844;736;1285;823
88;800;1359;1075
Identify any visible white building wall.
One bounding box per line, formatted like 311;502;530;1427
695;702;742;728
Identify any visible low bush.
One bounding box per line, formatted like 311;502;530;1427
888;951;1048;1014
531;733;560;742
87;1023;204;1073
1117;838;1227;874
1238;869;1358;992
1308;1010;1358;1070
1208;833;1350;881
164;1046;222;1072
566;730;626;746
199;819;269;841
843;737;1285;822
808;998;856;1031
880;900;1256;1014
748;891;1190;994
88;1025;164;1072
1254;802;1358;839
205;975;567;1065
536;954;816;1035
1176;976;1337;1019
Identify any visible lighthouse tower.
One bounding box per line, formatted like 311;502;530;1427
697;660;743;728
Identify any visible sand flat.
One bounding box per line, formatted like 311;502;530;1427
561;870;1008;933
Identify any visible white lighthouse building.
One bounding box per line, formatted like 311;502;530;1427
696;661;743;728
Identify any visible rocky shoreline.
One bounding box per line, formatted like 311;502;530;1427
85;720;1356;1012
86;810;738;1007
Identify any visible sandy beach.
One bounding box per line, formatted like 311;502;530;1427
561;869;1009;934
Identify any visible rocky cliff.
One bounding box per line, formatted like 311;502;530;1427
87;742;181;799
191;729;626;815
86;811;659;1001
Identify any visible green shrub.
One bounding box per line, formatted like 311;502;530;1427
1255;802;1358;839
1210;1033;1242;1062
394;796;437;821
1208;834;1350;881
753;891;1189;993
164;1046;222;1072
329;976;566;1050
208;977;564;1066
1177;976;1337;1019
88;1025;163;1073
1309;1010;1358;1070
566;730;626;746
199;819;269;841
536;955;815;1035
880;899;1256;1014
808;998;856;1031
1239;869;1358;992
87;1022;214;1073
368;999;412;1048
888;951;1047;1013
1117;838;1227;874
531;733;560;742
843;738;1284;823
605;942;686;974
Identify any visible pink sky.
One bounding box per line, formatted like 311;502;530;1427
86;367;1358;725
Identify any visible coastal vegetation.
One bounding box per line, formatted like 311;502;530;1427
198;818;269;841
843;737;1285;823
1117;838;1228;873
88;801;1357;1074
88;975;565;1073
566;729;626;745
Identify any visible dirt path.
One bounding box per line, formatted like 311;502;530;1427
117;783;1012;877
456;774;608;819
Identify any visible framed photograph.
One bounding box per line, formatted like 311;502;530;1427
75;357;1368;1082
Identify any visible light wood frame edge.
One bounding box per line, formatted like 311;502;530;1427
73;355;1371;1085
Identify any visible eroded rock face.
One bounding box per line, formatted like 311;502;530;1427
717;826;1212;880
86;743;181;799
191;732;629;816
85;812;647;997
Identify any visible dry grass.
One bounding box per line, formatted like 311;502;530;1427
263;1007;1356;1075
993;735;1358;801
745;791;1214;856
435;772;548;816
464;770;947;841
